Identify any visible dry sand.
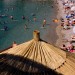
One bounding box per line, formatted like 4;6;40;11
54;0;75;53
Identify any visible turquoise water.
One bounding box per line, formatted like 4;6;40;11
0;0;58;50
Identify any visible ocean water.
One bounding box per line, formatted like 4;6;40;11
0;0;58;50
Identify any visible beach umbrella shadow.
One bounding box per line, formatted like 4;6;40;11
0;53;62;75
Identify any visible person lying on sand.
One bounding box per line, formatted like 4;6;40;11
53;19;59;23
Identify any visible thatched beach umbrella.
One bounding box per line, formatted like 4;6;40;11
0;30;75;75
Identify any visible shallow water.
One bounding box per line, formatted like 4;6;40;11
0;0;58;50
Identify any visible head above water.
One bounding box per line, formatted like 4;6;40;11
13;41;16;44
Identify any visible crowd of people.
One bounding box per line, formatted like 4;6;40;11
61;42;74;52
60;0;75;53
61;0;75;29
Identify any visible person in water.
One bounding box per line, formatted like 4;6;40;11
4;26;8;31
25;24;27;29
22;15;25;20
12;7;14;10
31;13;36;16
1;26;8;31
12;41;17;47
33;17;37;22
3;21;7;24
43;18;46;27
10;15;13;20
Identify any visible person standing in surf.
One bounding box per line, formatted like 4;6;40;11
42;18;46;27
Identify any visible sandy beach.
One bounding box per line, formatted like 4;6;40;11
55;0;67;47
55;0;75;53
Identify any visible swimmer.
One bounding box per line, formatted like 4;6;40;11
10;15;13;20
4;8;9;11
42;18;46;27
4;26;8;31
0;14;7;18
22;15;25;20
43;18;46;26
2;14;6;17
12;7;14;10
31;13;36;16
3;21;7;24
33;17;36;22
12;41;17;47
0;26;8;31
24;24;27;29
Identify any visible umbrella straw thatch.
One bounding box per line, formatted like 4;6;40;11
0;30;75;75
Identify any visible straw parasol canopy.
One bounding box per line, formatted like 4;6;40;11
0;30;75;75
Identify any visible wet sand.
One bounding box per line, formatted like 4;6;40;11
54;0;65;47
42;0;59;46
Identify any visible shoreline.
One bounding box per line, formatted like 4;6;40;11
54;0;65;47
